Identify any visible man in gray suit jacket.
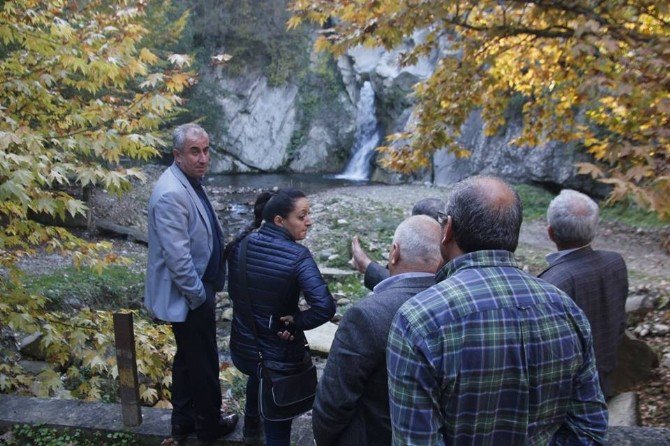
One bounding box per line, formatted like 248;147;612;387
144;124;237;443
539;189;628;398
313;215;443;445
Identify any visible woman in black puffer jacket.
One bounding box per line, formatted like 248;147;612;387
226;188;335;446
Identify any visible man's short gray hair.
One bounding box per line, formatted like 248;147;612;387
547;189;599;246
393;215;443;267
173;123;207;152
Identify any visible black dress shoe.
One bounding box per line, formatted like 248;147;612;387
197;413;239;443
171;423;195;441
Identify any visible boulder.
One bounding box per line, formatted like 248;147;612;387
305;322;339;356
626;295;657;317
611;331;660;394
18;360;51;376
608;392;639;427
19;333;45;361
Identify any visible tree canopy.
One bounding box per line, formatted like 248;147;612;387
290;0;670;218
0;0;192;271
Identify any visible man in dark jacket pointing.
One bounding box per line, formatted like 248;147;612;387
313;215;443;445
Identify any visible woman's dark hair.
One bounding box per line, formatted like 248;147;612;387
223;188;306;259
261;188;306;223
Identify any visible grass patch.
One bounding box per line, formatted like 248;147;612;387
514;184;554;222
514;243;551;276
24;265;144;311
329;274;369;305
600;201;667;228
318;206;403;270
1;425;136;446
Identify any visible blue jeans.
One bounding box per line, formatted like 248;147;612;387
245;373;292;446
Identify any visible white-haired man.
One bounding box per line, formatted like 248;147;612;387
539;189;628;398
313;215;443;445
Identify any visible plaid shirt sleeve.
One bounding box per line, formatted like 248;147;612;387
553;316;609;445
386;310;444;446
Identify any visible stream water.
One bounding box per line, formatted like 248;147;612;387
205;172;369;240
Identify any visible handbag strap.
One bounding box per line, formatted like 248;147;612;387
238;235;264;363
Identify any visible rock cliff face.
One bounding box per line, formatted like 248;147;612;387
205;67;356;174
188;0;355;175
336;36;435;133
189;2;595;190
432;110;601;193
209;73;298;173
339;34;599;192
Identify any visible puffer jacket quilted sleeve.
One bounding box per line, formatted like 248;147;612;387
228;223;335;366
292;249;334;330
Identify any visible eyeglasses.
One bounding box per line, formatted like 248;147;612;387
437;211;448;226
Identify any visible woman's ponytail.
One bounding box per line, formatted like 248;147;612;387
223;191;276;261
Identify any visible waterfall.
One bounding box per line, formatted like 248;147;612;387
335;81;380;181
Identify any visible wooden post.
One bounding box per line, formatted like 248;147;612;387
113;312;142;426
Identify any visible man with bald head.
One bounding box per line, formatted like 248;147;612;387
540;189;628;398
313;215;443;445
387;176;607;445
350;197;446;290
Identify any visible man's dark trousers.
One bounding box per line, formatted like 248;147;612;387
171;282;222;431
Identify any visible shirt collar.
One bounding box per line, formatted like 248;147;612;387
436;250;519;282
176;164;203;188
546;244;591;265
373;271;434;293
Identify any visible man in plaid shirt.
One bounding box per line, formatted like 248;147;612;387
386;176;608;445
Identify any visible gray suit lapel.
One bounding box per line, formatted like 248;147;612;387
169;163;212;237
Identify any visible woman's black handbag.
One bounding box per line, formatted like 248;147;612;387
258;355;317;421
239;236;317;421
